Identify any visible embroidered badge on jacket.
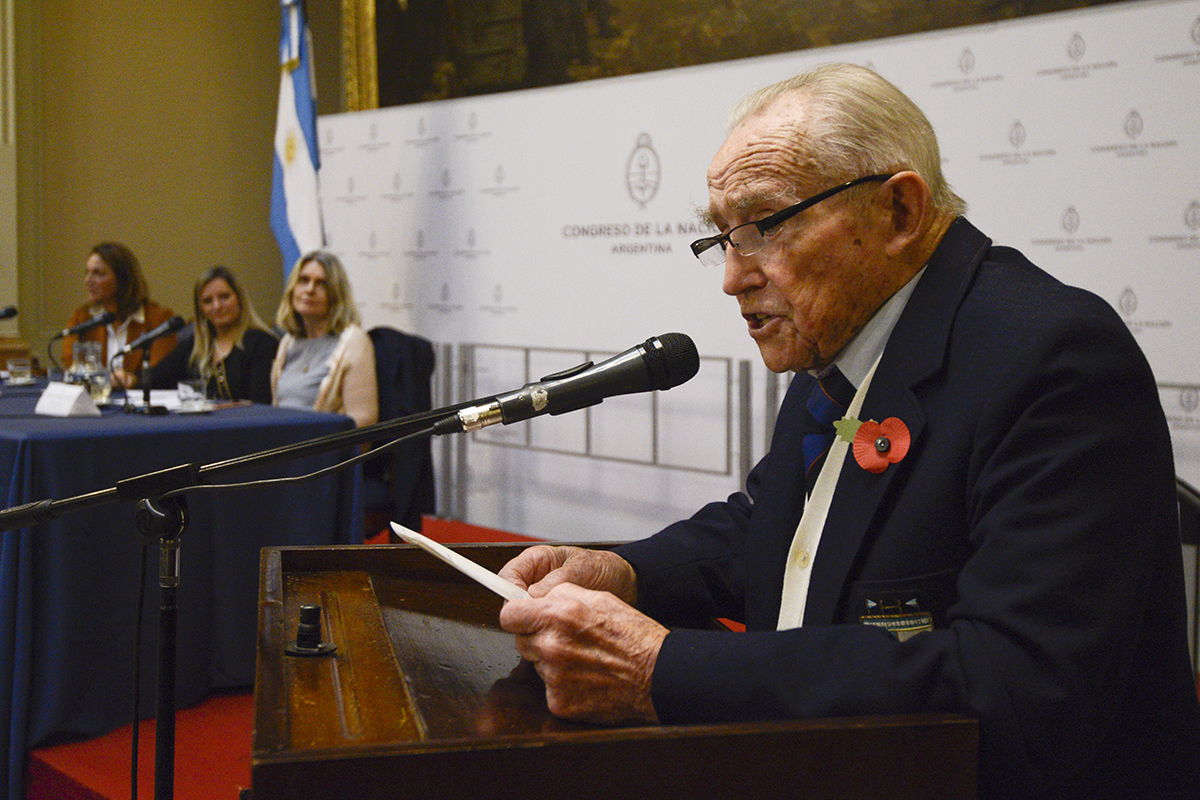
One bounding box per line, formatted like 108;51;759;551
860;596;933;641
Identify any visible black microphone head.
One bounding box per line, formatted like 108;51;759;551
96;310;116;325
166;315;186;331
643;333;699;390
0;306;16;320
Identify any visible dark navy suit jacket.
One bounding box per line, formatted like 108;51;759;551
617;218;1200;799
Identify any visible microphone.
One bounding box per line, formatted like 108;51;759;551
0;306;15;320
113;315;186;358
52;310;116;339
434;333;699;435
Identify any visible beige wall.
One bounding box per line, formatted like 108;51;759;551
1;0;19;341
11;0;343;365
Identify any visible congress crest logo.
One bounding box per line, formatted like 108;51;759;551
1061;206;1080;235
1184;200;1200;231
627;134;661;209
1118;287;1138;317
1067;33;1086;62
959;48;975;75
1181;387;1200;414
1009;121;1027;149
1124;110;1143;140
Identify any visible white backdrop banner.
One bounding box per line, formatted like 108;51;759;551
319;0;1200;540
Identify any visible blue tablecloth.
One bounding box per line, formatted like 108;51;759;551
0;384;363;799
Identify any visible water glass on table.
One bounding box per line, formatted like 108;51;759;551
5;356;32;384
177;378;209;412
67;342;111;403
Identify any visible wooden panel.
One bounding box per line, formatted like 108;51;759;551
253;544;978;800
278;570;423;749
0;337;30;366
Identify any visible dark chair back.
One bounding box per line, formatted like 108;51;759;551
1178;477;1200;676
366;326;436;531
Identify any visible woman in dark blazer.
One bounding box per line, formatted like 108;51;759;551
148;265;277;403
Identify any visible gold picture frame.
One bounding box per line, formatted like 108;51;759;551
341;0;378;111
338;0;1130;112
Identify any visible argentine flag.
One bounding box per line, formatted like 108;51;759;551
270;0;323;278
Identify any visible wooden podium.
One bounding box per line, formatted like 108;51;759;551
252;544;978;799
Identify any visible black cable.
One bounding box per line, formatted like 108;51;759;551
46;339;62;377
159;424;437;500
1177;476;1200;515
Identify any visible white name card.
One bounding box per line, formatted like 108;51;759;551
35;382;101;417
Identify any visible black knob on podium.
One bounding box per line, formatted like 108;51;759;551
285;604;337;657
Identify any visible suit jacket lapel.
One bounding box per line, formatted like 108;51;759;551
802;219;992;626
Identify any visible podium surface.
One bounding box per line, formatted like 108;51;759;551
253;544;978;799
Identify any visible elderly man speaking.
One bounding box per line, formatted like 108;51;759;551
498;63;1200;800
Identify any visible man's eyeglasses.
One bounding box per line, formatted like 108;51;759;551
689;173;895;267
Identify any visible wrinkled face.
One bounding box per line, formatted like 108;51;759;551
84;253;118;306
706;97;892;373
291;260;329;321
199;277;241;331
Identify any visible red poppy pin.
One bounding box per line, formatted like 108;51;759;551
834;416;911;474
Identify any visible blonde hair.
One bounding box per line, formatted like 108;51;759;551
190;265;267;374
731;63;967;217
274;250;362;337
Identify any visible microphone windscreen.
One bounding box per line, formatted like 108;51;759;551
647;332;699;390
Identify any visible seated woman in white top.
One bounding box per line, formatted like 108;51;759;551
270;251;378;427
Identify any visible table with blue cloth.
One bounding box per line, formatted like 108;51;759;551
0;383;363;800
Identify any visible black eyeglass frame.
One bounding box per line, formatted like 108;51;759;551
689;173;896;264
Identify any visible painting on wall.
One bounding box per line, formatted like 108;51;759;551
345;0;1133;110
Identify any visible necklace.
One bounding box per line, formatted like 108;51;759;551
295;339;325;374
214;358;232;400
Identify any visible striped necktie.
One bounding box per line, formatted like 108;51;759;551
802;366;856;485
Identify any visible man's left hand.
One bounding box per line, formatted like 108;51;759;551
499;583;667;726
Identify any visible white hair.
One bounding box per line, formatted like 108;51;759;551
730;63;967;216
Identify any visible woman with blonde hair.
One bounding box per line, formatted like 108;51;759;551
271;251;377;427
148;265;277;403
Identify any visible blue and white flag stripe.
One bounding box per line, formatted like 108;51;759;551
270;0;323;278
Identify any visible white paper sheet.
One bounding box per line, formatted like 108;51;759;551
389;521;530;601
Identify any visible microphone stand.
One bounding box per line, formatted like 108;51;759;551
0;400;478;800
126;349;168;415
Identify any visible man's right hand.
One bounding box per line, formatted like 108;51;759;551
498;545;638;605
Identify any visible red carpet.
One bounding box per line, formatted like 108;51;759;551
25;518;538;800
25;690;253;800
